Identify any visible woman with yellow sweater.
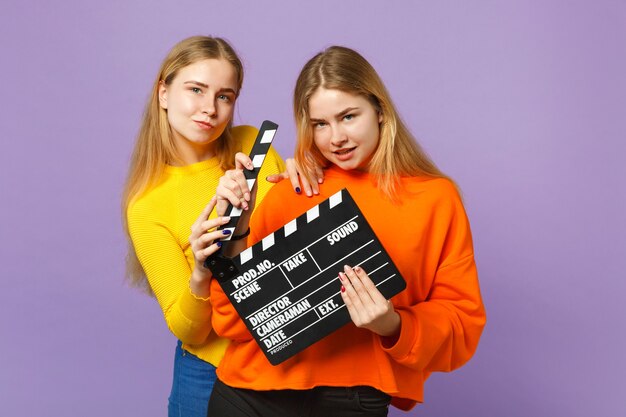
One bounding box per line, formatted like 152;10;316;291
206;46;486;416
122;36;317;417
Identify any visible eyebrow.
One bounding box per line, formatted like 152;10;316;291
310;107;359;122
183;81;237;95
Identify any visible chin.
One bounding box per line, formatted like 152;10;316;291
193;134;219;144
336;162;359;171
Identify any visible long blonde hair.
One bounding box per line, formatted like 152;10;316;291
294;46;451;198
122;36;244;292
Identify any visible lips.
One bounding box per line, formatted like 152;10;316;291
195;120;214;130
333;147;356;161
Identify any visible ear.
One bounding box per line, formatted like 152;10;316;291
378;112;383;124
158;81;168;110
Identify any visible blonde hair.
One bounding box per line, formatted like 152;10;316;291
122;36;244;292
294;46;452;198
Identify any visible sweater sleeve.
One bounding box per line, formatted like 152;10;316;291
128;202;214;346
380;188;486;372
210;276;254;342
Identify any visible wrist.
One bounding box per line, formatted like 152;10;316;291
378;310;401;338
189;269;212;298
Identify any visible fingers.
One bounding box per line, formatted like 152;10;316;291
217;169;251;209
264;161;307;195
190;215;231;264
191;212;230;242
224;153;254;207
191;196;218;235
234;152;254;171
341;272;370;328
314;165;324;184
295;169;316;197
195;240;221;262
339;265;390;329
285;159;320;197
265;171;289;184
351;265;388;304
266;159;326;197
284;159;306;195
340;264;375;307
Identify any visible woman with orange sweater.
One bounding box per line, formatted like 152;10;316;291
205;46;486;416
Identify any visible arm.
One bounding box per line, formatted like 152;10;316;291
188;197;235;297
382;197;486;372
384;254;484;372
210;275;254;342
343;255;484;374
128;199;227;345
339;189;486;372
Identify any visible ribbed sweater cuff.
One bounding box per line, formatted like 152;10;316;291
380;308;415;361
178;286;212;323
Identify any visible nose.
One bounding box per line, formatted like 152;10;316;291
330;124;347;147
202;97;217;118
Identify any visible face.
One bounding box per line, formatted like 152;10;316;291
159;58;238;163
308;88;382;172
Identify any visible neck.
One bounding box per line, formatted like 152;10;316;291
170;138;218;166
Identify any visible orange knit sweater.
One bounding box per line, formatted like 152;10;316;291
210;166;486;410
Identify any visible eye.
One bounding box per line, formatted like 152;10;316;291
313;121;327;129
218;94;232;103
190;87;202;94
343;114;355;121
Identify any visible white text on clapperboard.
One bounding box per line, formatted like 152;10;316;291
226;221;361;350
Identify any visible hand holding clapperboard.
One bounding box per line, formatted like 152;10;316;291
206;121;406;365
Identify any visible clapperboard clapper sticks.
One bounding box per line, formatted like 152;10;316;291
204;120;278;277
215;187;407;365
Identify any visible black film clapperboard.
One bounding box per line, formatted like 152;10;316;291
206;121;406;365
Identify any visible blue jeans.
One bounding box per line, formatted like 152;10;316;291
168;340;217;417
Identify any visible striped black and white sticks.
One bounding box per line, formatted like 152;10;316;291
204;120;278;278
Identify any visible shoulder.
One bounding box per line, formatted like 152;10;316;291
127;181;173;225
127;188;156;218
404;176;461;204
394;177;468;229
127;194;155;234
427;177;460;200
422;179;472;239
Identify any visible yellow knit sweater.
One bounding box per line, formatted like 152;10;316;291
127;125;286;366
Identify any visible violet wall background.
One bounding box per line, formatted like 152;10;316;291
1;1;624;416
